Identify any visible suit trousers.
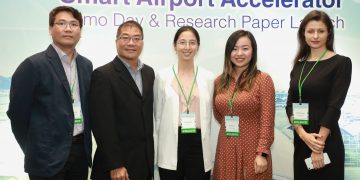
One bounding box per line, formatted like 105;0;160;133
159;128;210;180
29;134;88;180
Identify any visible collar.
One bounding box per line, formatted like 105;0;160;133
51;43;78;65
172;62;198;75
117;55;144;71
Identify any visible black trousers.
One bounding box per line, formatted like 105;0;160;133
29;134;88;180
159;128;210;180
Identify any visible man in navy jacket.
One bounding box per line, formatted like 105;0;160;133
7;6;92;179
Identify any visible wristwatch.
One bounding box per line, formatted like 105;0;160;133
261;153;268;158
257;152;268;158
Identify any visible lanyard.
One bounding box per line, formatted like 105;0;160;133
227;79;238;116
70;61;77;103
298;50;327;103
70;83;75;103
173;65;198;113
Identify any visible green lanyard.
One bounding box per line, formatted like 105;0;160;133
70;83;75;103
298;50;327;103
227;79;238;116
173;65;198;113
70;62;77;104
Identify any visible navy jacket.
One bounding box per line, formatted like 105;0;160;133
7;45;93;176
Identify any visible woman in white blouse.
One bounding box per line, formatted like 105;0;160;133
154;26;214;179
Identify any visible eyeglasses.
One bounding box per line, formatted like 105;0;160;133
54;21;80;29
177;40;198;47
117;35;143;43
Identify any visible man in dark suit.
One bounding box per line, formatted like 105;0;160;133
7;6;92;179
90;20;154;180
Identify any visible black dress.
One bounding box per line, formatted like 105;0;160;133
286;54;352;180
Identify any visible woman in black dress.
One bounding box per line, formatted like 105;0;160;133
286;10;352;180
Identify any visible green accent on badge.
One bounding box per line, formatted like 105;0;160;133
226;132;240;137
292;119;309;125
181;128;196;134
74;118;83;124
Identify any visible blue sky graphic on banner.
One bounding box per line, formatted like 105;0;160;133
1;0;359;179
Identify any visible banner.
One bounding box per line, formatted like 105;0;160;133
1;0;359;179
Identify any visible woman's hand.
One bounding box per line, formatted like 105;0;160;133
299;131;325;153
293;121;325;153
311;151;325;170
254;155;268;174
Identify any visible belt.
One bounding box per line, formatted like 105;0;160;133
72;133;84;144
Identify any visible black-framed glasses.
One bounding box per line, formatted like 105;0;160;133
117;35;143;43
54;21;80;29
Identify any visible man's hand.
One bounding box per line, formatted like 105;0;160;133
110;167;129;180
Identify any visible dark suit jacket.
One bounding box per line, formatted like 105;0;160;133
7;45;93;177
90;57;154;180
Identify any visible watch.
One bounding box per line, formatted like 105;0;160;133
257;152;268;158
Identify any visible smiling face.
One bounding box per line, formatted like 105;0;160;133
230;36;253;72
49;11;81;50
304;20;329;51
116;26;144;62
174;30;199;62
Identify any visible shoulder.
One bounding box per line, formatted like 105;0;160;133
198;66;214;80
214;75;222;86
257;71;272;79
256;71;274;85
143;64;155;74
141;64;155;82
77;54;93;71
333;54;351;64
155;66;173;79
323;54;352;72
16;49;50;73
25;49;49;64
77;54;93;65
331;54;352;76
93;61;114;78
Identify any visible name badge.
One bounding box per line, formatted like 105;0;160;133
225;116;240;137
181;112;196;134
73;101;83;131
292;103;309;125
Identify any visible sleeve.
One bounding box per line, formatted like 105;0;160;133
7;59;37;153
153;71;163;135
285;67;295;123
89;69;124;171
208;75;220;164
320;57;352;129
256;74;275;155
213;78;223;123
153;71;163;165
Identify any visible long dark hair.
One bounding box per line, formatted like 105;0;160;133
173;26;200;46
217;30;259;93
293;10;334;64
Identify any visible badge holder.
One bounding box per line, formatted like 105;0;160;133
73;101;83;133
292;103;309;125
225;116;240;137
181;112;196;134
